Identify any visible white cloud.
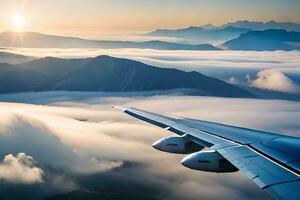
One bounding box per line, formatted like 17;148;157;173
0;111;126;175
250;70;300;94
0;92;299;199
0;153;44;184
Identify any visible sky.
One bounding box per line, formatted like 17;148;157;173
0;0;300;33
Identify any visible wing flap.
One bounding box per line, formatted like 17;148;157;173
218;146;299;188
266;180;300;200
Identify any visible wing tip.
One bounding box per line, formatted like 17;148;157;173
112;105;128;112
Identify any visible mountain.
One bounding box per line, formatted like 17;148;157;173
0;31;219;50
21;57;90;78
0;31;90;48
223;29;300;51
146;20;300;43
201;23;216;29
222;20;300;32
0;55;253;98
0;51;33;64
43;55;253;97
146;26;252;43
147;26;205;37
0;63;50;93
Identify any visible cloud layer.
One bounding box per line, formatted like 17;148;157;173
0;92;299;199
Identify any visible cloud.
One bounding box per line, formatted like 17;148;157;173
250;70;300;94
0;92;299;199
0;111;126;175
0;153;44;184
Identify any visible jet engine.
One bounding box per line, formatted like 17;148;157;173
181;150;238;173
152;135;204;154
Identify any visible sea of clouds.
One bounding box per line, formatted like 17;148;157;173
1;48;300;94
0;91;300;199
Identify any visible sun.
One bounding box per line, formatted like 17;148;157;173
11;13;26;31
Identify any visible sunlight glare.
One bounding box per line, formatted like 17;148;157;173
12;13;26;31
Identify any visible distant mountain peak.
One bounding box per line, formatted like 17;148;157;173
201;23;216;29
43;56;63;60
94;55;113;59
186;26;203;30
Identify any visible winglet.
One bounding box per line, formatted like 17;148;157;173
112;105;128;112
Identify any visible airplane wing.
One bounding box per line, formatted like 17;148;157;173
115;106;300;200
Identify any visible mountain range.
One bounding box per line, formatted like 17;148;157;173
146;20;300;48
0;31;219;50
147;20;300;38
0;55;253;97
1;20;299;51
146;26;252;43
223;29;300;51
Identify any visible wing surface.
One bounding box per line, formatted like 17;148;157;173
115;106;300;200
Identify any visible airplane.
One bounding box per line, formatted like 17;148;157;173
114;106;300;200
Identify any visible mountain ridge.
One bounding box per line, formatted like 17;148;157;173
146;26;252;43
223;29;300;51
146;20;300;44
0;55;253;98
0;31;219;50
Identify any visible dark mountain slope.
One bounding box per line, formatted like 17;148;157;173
46;55;253;98
0;55;253;97
0;63;50;93
20;57;89;78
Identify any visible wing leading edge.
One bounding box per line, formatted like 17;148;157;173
115;106;300;200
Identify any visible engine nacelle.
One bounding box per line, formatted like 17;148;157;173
181;150;238;173
152;135;204;154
